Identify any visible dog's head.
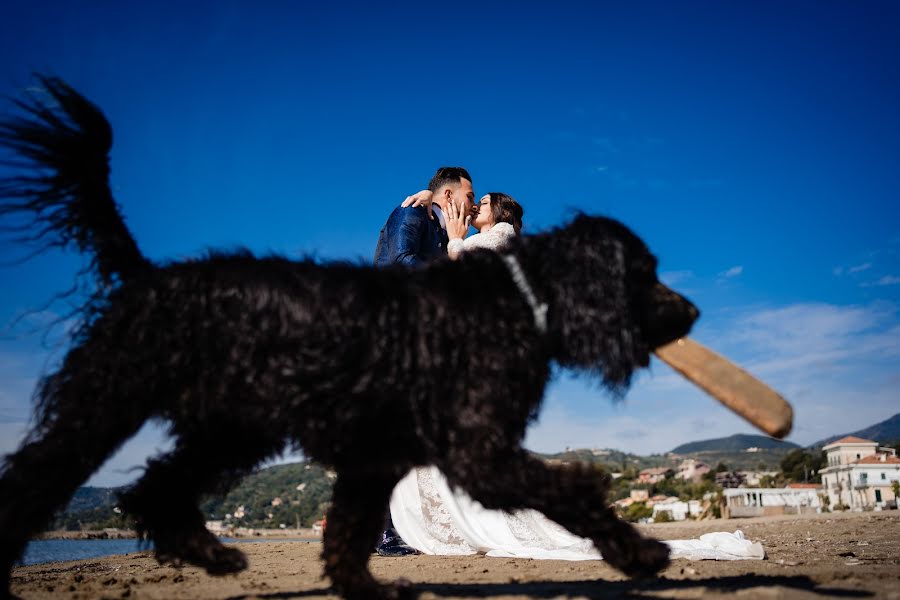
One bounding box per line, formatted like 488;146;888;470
526;214;699;391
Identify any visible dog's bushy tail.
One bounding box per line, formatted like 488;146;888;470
0;75;151;287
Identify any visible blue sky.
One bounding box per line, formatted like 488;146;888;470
1;1;898;486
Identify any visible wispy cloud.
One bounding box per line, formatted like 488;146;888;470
719;265;743;278
861;275;900;287
527;301;900;453
835;262;875;277
710;301;898;361
659;270;694;286
694;302;900;437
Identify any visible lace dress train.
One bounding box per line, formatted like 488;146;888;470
389;466;765;561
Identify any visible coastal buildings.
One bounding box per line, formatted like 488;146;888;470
651;498;702;521
819;436;899;510
613;491;701;522
739;470;780;486
722;486;822;518
637;467;672;484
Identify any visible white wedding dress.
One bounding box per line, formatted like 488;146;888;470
390;220;764;562
446;221;516;255
389;466;765;561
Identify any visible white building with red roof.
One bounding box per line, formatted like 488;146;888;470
819;436;899;510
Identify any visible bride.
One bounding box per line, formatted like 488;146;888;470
389;190;766;562
391;189;596;559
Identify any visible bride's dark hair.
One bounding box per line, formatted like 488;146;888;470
488;193;524;235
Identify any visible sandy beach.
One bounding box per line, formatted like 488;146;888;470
11;510;899;599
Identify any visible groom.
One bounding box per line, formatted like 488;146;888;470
371;166;475;556
374;166;475;267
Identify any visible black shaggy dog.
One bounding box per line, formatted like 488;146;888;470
0;78;698;600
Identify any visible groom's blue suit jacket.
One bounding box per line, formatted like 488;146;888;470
373;206;448;267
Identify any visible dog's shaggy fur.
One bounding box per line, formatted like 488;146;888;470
0;78;699;599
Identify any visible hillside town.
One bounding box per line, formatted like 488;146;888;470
605;435;899;524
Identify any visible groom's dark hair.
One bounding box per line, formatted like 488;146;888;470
428;166;472;192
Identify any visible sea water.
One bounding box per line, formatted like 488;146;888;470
19;537;319;566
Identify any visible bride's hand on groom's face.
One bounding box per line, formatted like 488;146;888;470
445;200;471;241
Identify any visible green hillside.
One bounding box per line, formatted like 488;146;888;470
812;413;900;447
537;446;789;472
675;449;791;471
671;434;800;454
200;461;333;528
535;448;670;470
63;487;120;513
49;461;334;531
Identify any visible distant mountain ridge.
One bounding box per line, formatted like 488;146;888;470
670;433;800;454
811;413;900;448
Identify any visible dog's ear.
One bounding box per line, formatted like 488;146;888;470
533;214;700;392
536;217;652;392
566;216;698;350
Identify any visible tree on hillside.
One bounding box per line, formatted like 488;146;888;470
702;462;729;483
758;474;780;488
780;449;825;483
621;502;652;523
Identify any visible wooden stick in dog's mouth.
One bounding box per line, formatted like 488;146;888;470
654;338;793;439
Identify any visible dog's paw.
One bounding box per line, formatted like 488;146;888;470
616;537;670;579
203;546;249;575
0;587;23;600
154;529;248;575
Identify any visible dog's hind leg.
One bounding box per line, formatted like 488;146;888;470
0;402;146;597
118;429;280;576
443;447;670;579
323;470;411;600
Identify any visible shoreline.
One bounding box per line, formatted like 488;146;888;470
37;527;322;541
36;508;879;540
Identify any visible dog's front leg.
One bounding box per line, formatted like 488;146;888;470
443;448;670;579
323;470;412;600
